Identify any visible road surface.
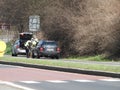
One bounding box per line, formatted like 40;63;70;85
0;64;120;90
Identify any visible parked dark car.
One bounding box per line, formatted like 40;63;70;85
12;32;33;56
32;40;61;59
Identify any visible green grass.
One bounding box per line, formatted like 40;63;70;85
67;55;111;61
0;56;120;73
5;42;12;55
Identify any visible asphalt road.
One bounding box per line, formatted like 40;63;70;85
0;64;120;90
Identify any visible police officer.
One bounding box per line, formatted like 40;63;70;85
24;35;38;58
24;40;32;58
31;35;38;47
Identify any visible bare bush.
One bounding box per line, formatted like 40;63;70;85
71;0;120;58
32;0;120;58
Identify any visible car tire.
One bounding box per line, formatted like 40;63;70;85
56;55;60;59
12;53;17;56
12;50;15;56
51;57;55;59
37;55;40;58
32;52;35;58
14;54;17;56
32;53;35;58
12;53;15;56
37;53;40;59
56;57;59;59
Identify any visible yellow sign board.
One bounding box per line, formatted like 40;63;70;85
0;40;6;57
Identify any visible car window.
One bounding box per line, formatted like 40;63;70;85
15;40;19;45
43;41;57;46
37;41;44;46
37;41;57;46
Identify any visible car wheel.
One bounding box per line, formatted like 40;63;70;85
32;52;35;58
32;53;35;58
56;55;60;59
51;57;55;59
37;55;40;58
37;53;40;58
12;50;15;56
12;53;17;56
14;54;17;56
12;53;15;56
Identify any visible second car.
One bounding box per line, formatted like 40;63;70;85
32;40;61;59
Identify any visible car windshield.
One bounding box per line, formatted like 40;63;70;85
43;41;57;46
37;40;58;46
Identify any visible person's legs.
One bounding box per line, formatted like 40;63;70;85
25;47;29;58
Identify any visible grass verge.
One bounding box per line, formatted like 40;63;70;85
0;56;120;73
67;55;111;61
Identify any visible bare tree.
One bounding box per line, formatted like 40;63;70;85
0;0;30;32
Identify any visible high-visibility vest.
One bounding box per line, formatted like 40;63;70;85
31;38;38;46
24;40;31;47
31;40;37;46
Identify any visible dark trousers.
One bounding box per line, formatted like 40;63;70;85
25;47;30;58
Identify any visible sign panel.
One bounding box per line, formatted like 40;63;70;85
29;15;40;31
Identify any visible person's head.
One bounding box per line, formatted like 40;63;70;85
33;35;36;39
31;38;34;41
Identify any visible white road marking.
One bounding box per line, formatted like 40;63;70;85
73;80;95;82
0;80;35;90
100;78;120;82
46;80;68;83
21;81;40;84
0;81;5;84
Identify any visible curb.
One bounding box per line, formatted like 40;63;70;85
0;61;120;78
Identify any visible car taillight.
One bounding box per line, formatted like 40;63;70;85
57;47;60;52
20;33;24;36
40;47;44;52
16;45;19;48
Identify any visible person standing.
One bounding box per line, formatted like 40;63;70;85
31;35;38;47
24;40;32;58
